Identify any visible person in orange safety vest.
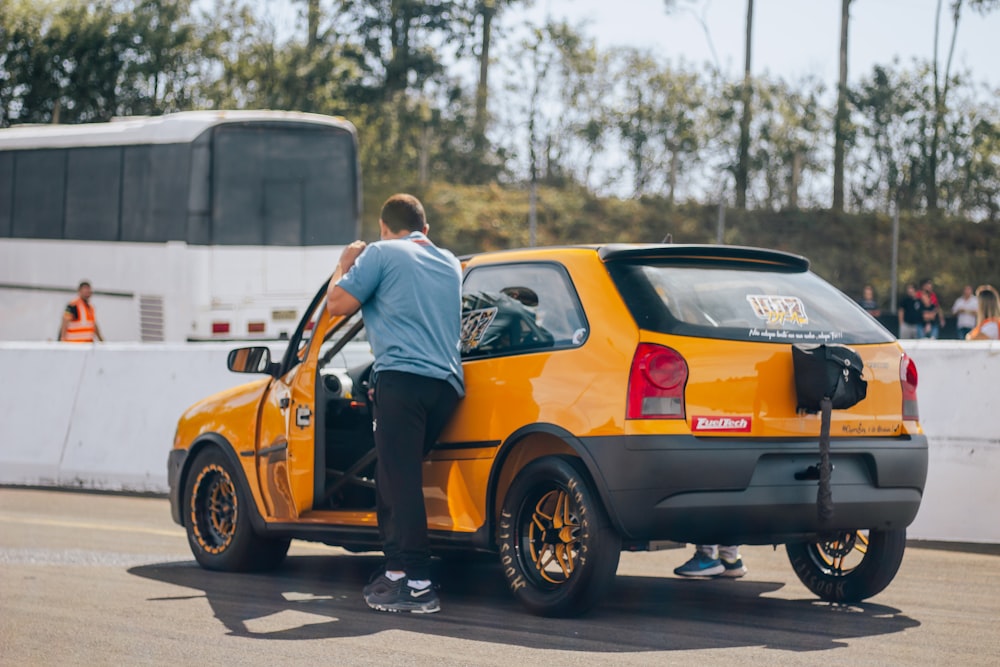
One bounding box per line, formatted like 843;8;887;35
59;281;104;343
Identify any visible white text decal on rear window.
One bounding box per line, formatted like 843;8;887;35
746;295;809;326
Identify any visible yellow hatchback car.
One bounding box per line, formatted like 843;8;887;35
168;244;928;616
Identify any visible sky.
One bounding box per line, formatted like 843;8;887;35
518;0;1000;88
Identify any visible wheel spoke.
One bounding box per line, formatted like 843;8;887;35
560;492;573;528
552;492;564;529
535;548;554;573
831;554;845;573
854;531;869;555
555;543;574;576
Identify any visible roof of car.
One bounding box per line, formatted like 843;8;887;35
465;244;810;271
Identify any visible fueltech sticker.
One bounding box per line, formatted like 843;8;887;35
692;416;752;433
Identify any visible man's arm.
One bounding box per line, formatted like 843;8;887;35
326;241;367;316
58;311;71;341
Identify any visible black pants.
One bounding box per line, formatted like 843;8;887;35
372;370;460;581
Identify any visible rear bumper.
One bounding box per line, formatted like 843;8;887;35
576;433;928;544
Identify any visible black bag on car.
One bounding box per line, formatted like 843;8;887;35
791;343;868;524
792;343;867;412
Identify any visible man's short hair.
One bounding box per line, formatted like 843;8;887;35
380;194;426;233
78;280;91;290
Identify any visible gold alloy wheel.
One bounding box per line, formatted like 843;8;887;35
813;530;869;575
526;488;581;584
190;464;238;555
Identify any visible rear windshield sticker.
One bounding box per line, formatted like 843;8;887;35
746;295;809;326
460;307;498;353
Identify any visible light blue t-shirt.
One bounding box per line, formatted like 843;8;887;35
336;232;464;396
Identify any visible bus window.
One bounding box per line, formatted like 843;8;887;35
121;144;191;243
212;124;357;247
65;147;122;241
263;180;304;246
303;131;356;246
187;138;212;245
14;150;66;239
0;152;12;236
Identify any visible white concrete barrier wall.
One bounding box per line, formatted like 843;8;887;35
898;340;1000;545
0;340;997;544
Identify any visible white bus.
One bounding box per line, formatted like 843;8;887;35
0;110;360;342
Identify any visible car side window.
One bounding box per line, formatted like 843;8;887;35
461;262;588;358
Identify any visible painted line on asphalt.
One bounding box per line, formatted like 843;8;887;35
0;513;185;538
0;513;349;552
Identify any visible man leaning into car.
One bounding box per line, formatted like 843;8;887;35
325;193;464;614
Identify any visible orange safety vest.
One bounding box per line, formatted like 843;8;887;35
62;297;97;343
968;317;1000;340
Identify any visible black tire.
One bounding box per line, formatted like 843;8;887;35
786;528;906;603
183;447;290;572
498;456;621;617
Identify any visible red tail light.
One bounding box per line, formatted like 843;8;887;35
211;321;230;335
627;343;688;419
900;353;919;420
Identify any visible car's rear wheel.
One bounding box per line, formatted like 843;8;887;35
498;455;621;617
786;528;906;603
184;447;290;572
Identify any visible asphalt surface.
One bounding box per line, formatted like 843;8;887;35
1;487;997;666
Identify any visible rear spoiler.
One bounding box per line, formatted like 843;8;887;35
597;244;810;271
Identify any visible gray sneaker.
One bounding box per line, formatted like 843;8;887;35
364;577;441;614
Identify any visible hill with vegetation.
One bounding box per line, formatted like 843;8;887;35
401;183;999;321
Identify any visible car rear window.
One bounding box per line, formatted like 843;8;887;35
606;261;894;345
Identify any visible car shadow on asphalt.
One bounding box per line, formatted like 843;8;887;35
129;553;919;652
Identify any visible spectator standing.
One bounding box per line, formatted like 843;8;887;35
858;285;881;318
897;284;924;339
967;285;1000;340
918;279;945;339
59;281;104;343
952;285;979;339
674;545;747;578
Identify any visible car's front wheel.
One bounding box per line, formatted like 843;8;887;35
786;528;906;603
183;447;290;572
498;455;621;617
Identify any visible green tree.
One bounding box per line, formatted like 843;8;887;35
0;0;124;124
734;0;753;210
749;76;827;211
0;0;203;125
833;0;853;212
470;0;530;174
851;63;928;212
609;50;707;201
928;0;1000;211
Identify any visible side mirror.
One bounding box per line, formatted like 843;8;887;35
227;346;275;375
